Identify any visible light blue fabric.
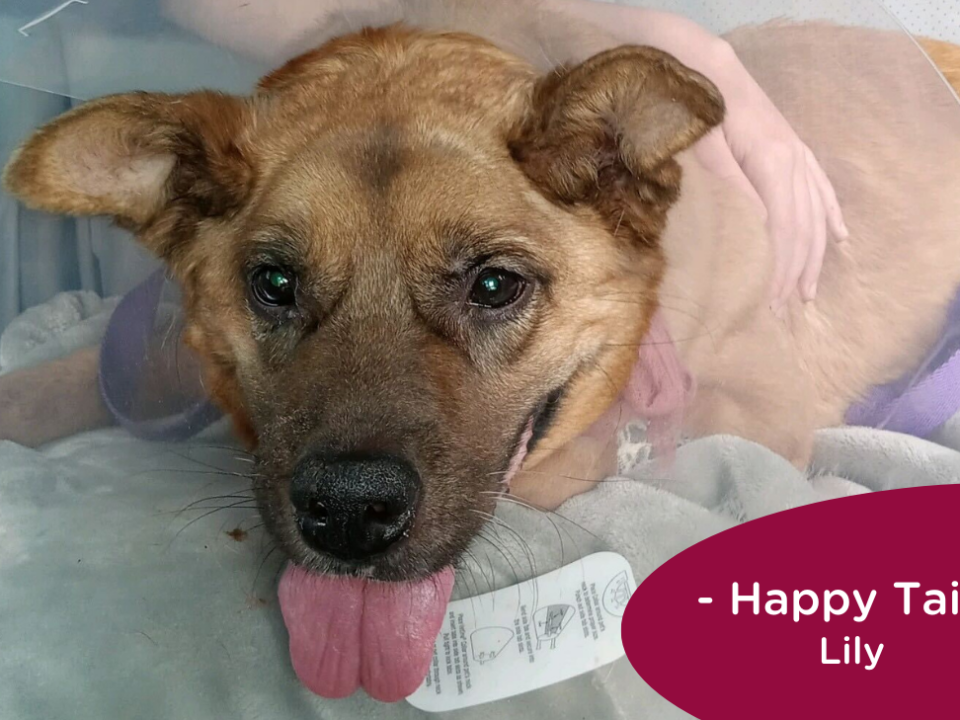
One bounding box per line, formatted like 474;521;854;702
0;0;265;333
1;2;959;719
0;83;160;331
2;0;956;332
2;322;959;719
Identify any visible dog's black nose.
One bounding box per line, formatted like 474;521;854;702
290;454;420;562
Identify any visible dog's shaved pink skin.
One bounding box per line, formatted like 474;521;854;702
626;313;696;464
503;418;535;488
574;313;693;468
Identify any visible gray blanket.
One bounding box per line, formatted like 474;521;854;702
1;291;958;720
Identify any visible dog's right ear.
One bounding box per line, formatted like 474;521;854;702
3;91;255;259
509;46;724;246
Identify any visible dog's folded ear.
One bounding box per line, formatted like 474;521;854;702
510;46;724;243
3;91;254;257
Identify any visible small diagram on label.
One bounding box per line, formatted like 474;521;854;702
533;605;575;650
603;571;633;618
470;627;515;665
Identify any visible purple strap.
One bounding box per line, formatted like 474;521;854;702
846;289;960;438
98;269;222;442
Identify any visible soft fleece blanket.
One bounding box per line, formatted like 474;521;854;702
1;293;958;720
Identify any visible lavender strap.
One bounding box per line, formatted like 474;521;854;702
98;269;222;442
846;289;960;438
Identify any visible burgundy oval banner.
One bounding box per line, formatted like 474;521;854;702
622;485;960;719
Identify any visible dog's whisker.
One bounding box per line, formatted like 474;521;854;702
254;517;276;562
155;319;184;393
473;515;531;582
177;493;256;512
603;330;717;348
130;447;259;480
461;546;504;613
271;555;289;588
180;442;256;458
490;492;569;565
486;467;635;486
473;509;538;580
251;545;283;593
485;490;603;547
474;531;523;587
136;467;261;482
172;497;260;522
164;476;244;506
168;504;259;515
572;353;621;402
462;547;496;596
613;209;626;239
457;549;487;612
166;499;262;546
217;511;261;537
160;446;260;476
592;291;714;324
595;288;706;312
160;506;258;521
653;300;712;325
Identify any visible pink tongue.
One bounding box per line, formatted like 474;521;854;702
278;564;455;703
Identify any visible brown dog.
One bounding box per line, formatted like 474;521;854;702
5;8;960;578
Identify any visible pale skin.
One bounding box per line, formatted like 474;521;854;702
1;1;847;505
553;0;849;308
163;0;849;307
155;0;850;509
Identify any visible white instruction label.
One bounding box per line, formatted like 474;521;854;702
406;552;636;713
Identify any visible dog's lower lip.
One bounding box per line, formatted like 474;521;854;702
307;556;406;583
299;535;417;576
526;384;567;455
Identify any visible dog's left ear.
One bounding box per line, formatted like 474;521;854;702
510;46;724;243
3;91;254;259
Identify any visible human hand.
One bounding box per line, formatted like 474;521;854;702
165;0;849;308
0;347;113;448
708;40;849;309
553;1;849;309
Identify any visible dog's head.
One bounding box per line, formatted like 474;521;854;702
4;26;722;582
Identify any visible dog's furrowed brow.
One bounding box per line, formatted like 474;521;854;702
438;221;553;279
242;227;308;269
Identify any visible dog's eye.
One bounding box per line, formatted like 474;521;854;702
251;266;297;307
469;269;526;309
